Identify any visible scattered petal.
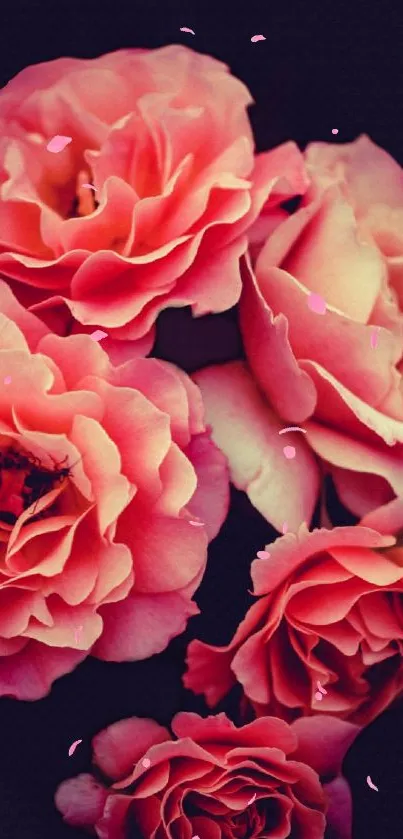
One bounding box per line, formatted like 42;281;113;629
317;680;327;695
283;445;296;459
89;330;108;342
256;550;270;559
142;758;151;768
180;27;195;34
81;183;97;192
247;793;257;805
46;135;72;153
307;292;327;315
366;775;379;792
332;128;339;134
188;520;205;527
282;522;288;534
251;34;266;42
68;739;83;757
279;427;307;435
314;691;323;700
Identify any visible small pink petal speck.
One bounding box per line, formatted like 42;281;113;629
257;550;270;559
366;775;379;792
81;183;97;192
89;330;108;342
314;691;323;700
251;34;266;42
3;376;11;385
189;520;204;526
247;793;257;805
282;522;288;534
46;135;72;153
307;292;326;314
68;739;82;756
180;27;195;34
142;758;151;768
283;445;296;459
332;128;339;134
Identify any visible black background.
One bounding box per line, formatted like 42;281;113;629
0;1;403;837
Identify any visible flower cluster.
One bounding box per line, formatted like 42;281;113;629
0;44;402;839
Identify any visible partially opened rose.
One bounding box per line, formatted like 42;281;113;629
239;135;403;535
185;524;403;726
0;46;307;359
0;281;229;699
55;711;358;839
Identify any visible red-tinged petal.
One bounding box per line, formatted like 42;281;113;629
55;774;108;827
92;717;170;780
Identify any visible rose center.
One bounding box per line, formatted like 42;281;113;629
0;446;70;525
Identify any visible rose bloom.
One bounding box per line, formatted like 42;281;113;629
0;281;229;700
0;46;307;360
236;135;403;536
185;524;403;727
55;711;360;839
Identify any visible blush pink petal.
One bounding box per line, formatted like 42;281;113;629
184;432;230;541
290;716;361;778
92;717;171;781
323;776;354;839
55;774;108;827
93;591;200;661
0;640;88;700
192;362;320;532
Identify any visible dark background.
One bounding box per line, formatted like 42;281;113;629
0;1;403;837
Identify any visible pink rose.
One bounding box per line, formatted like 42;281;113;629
0;281;229;700
55;711;357;839
236;135;403;535
0;47;306;360
185;524;403;727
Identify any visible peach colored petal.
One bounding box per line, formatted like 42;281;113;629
323;776;354;839
117;513;207;594
239;254;317;422
109;357;204;447
93;591;200;661
300;360;403;446
305;134;403;213
0;281;50;350
249;523;393;596
92;717;170;780
192;362;320;532
251;264;397;410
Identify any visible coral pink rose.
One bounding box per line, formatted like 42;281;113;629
185;524;403;726
0;47;307;360
0;281;229;700
55;711;358;839
237;135;403;535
